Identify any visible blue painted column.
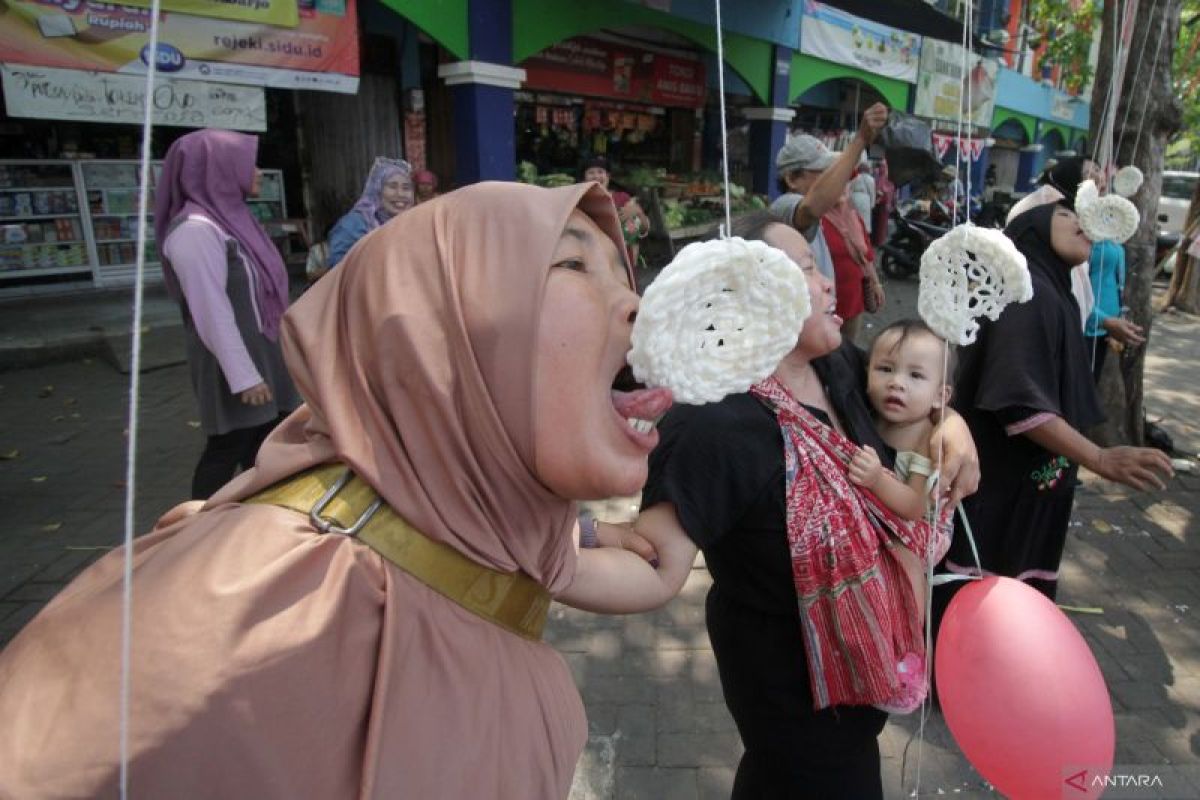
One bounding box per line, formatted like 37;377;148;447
1016;144;1042;194
969;145;989;199
746;46;795;200
437;0;522;186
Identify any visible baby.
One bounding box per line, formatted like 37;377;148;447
849;318;956;714
850;319;954;515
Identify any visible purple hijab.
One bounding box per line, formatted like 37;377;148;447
351;157;413;229
155;129;289;340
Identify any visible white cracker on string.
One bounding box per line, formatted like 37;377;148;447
918;223;1033;346
1112;166;1144;198
1076;179;1140;243
628;236;810;405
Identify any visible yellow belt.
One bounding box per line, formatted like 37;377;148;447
247;464;550;641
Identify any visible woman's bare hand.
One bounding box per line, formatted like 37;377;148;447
929;412;981;505
240;382;273;406
154;500;204;530
1102;317;1146;347
1095;446;1174;491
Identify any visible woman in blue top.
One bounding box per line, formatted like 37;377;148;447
327;157;414;269
1085;238;1145;382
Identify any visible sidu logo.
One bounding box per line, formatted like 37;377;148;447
139;43;186;73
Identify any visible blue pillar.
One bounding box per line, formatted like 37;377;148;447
746;46;795;200
437;0;521;186
969;145;989;198
1016;145;1042;194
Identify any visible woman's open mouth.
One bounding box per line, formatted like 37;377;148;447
611;364;673;448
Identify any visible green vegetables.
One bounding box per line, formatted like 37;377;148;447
517;161;538;184
516;161;574;188
662;199;687;229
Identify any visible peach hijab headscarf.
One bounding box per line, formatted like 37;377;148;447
212;181;629;593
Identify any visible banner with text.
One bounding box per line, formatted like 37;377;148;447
0;0;357;93
2;65;267;131
521;37;706;109
799;0;921;84
111;0;300;28
913;40;997;125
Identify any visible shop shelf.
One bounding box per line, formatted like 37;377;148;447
0;213;82;221
0;266;93;279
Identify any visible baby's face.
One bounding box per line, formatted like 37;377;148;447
867;330;948;425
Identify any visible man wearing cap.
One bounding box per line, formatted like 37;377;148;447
770;103;889;296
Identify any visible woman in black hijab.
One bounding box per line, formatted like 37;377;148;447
1038;156;1100;211
937;202;1172;602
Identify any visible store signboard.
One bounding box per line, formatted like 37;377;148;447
799;0;921;83
2;65;267;131
913;40;997;125
1050;94;1075;121
114;0;300;28
0;0;357;94
521;37;706;109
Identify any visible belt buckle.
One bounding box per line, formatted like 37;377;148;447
309;469;382;537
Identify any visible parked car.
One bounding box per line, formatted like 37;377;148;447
1155;171;1199;235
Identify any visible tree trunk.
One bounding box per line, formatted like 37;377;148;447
1161;177;1200;311
1088;0;1183;445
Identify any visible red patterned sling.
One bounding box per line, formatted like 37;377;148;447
751;375;940;710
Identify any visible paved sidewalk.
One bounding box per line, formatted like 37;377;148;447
1;277;1198;799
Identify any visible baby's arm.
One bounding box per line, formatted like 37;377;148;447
848;445;927;521
557;504;698;614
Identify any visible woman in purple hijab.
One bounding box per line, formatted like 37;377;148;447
155;129;301;498
327;157;413;269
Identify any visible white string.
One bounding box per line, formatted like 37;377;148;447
1091;0;1131;172
1130;3;1171;160
713;0;732;236
912;8;975;798
951;11;969;222
120;0;164;794
964;0;973;225
1088;0;1137;375
1117;0;1154;159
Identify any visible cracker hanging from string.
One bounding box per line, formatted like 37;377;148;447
628;237;810;405
1076;179;1140;243
917;223;1033;346
1112;166;1144;198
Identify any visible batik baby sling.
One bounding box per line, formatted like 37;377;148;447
751;375;941;711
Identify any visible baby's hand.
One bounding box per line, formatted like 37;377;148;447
849;445;883;489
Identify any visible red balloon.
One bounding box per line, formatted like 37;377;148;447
935;577;1114;799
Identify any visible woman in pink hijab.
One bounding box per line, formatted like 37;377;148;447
0;181;680;799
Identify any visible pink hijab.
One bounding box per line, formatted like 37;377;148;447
212;181;629;591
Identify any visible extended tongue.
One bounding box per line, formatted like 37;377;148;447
612;387;674;420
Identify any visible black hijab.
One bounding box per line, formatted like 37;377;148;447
1038;157;1088;211
954;203;1104;431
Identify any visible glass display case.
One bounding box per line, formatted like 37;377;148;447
81;160;161;286
0;159;288;293
249;169;286;223
0;161;90;282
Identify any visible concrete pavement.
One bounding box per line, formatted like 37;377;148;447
1;275;1198;799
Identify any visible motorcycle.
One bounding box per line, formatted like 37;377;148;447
878;195;1008;279
878;205;951;279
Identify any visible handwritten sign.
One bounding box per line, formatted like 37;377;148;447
2;65;267;131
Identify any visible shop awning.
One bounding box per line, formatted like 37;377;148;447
820;0;971;44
